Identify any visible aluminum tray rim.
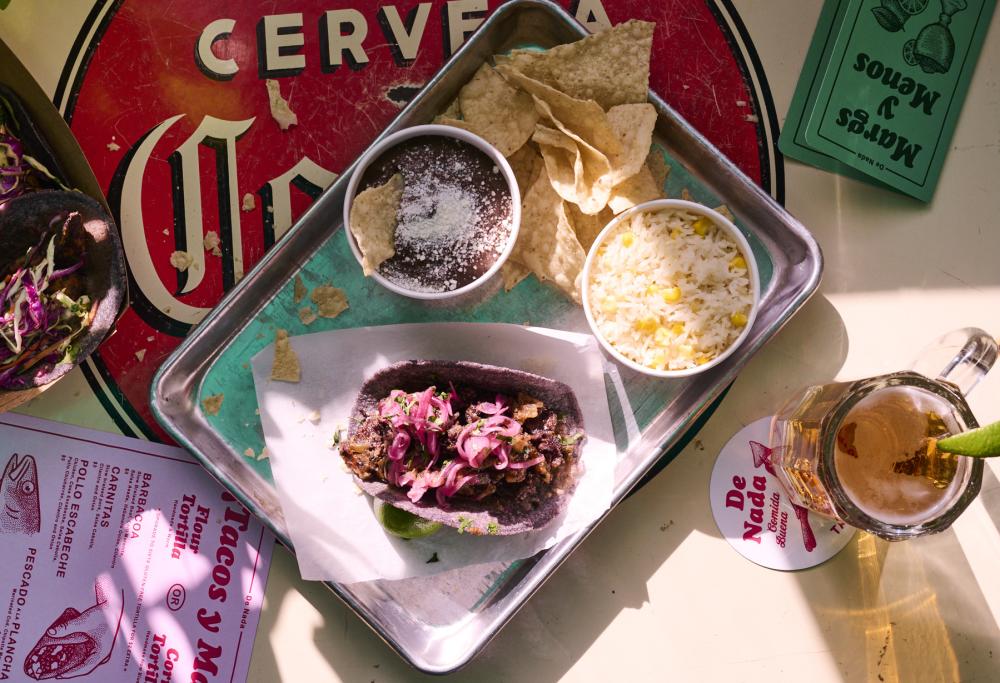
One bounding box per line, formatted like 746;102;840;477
151;0;823;673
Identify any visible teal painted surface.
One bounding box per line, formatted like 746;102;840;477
199;144;775;483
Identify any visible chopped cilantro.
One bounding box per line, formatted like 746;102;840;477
559;432;583;446
486;522;499;535
457;516;472;534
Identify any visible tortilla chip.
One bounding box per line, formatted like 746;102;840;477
440;96;462;119
714;204;735;222
203;231;222;257
201;393;224;416
349;174;403;276
169;250;193;271
566;203;614;251
311;285;349;318
646;149;671;190
496;65;622;160
265;79;298;130
433;115;483;136
501;259;531;291
299;306;318;325
607;165;662;214
606;103;657;183
494;20;654;109
514;166;587;302
457;64;538;157
293;275;307;303
532;125;612;215
271;329;300;383
506;143;544;197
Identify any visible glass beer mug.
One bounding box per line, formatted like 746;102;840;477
769;328;997;540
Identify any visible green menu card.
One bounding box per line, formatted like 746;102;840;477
781;0;996;201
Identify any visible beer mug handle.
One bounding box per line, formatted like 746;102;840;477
909;327;998;396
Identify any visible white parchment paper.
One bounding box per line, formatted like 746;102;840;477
250;323;615;583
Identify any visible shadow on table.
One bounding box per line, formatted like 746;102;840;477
244;294;856;681
785;439;1000;682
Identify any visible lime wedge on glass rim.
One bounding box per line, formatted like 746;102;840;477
937;420;1000;458
373;499;442;539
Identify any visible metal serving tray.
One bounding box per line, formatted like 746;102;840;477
151;0;822;673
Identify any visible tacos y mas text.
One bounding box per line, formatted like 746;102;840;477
340;360;586;535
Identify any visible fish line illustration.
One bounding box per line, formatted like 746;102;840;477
1;452;40;534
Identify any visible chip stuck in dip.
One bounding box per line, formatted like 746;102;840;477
346;126;520;299
340;360;586;535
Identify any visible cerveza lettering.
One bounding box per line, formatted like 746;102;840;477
172;494;209;559
832;52;942;170
0;549;36;680
196;3;609;77
111;1;611;334
189;491;251;683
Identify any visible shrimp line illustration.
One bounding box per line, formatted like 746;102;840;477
1;452;40;534
24;576;125;679
750;441;817;553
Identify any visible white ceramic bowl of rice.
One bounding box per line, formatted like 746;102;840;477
582;199;760;378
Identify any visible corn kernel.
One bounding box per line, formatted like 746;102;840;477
678;344;694;358
696;354;712;365
729;255;747;271
670;322;685;335
654;326;671;344
651;352;667;370
600;298;618;315
634;316;658;333
621;232;635;247
731;312;748;327
693;217;712;236
670;228;681;239
662;286;682;303
645;284;659;296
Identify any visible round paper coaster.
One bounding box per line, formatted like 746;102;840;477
709;417;856;571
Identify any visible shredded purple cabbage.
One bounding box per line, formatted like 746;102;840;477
0;214;90;389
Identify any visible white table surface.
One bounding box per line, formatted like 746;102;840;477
3;2;999;681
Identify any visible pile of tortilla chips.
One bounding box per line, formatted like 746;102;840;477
435;20;668;303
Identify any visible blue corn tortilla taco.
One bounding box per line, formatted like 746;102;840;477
340;360;586;536
0;191;124;391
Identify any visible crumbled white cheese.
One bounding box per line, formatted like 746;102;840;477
266;79;298;130
169;251;194;271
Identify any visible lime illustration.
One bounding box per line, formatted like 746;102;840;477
903;39;918;65
374;500;443;539
899;0;929;15
937;420;1000;458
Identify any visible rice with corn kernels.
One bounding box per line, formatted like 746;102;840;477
587;208;752;371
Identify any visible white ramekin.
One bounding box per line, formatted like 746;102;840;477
343;124;521;301
581;199;761;378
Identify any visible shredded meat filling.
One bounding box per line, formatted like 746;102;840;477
341;384;582;512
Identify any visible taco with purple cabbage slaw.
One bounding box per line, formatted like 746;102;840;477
0;191;120;391
340;360;586;536
0;88;124;394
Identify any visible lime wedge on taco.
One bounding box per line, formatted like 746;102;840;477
374;500;442;539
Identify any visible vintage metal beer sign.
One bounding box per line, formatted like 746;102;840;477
53;0;782;440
